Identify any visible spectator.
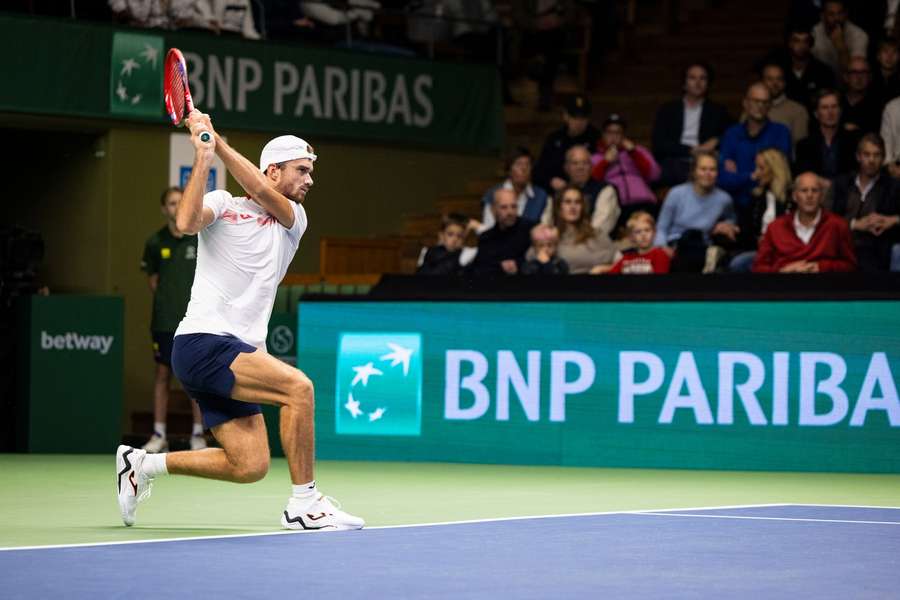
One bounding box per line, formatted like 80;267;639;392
762;23;837;110
828;133;900;271
604;212;671;275
469;188;534;277
109;0;170;28
479;148;548;233
881;94;900;177
871;39;900;105
532;94;601;192
140;187;206;453
717;82;792;212
796;89;860;179
652;61;732;186
541;145;621;238
551;186;617;274
300;0;381;43
520;0;575;111
757;62;810;155
416;213;469;275
656;150;738;272
753;172;857;272
841;57;884;134
520;224;569;275
211;0;261;39
729;149;794;272
811;0;869;77
169;0;218;33
591;113;661;223
849;2;900;44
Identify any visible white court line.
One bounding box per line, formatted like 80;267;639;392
0;502;786;553
781;503;900;510
637;513;900;526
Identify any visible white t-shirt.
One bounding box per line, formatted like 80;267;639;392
175;191;308;349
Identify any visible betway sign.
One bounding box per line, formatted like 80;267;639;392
444;350;899;427
41;331;115;355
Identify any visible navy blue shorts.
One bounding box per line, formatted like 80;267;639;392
152;331;175;367
171;333;262;429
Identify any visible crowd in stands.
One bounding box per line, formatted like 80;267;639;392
418;0;900;277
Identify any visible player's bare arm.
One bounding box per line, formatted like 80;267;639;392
212;130;296;229
175;113;217;235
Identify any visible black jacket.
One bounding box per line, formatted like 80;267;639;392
469;218;535;277
830;171;900;270
795;127;860;179
416;246;462;276
651;99;732;161
532;124;601;191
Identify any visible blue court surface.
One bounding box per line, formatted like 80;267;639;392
2;504;898;599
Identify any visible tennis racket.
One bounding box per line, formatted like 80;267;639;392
163;48;211;143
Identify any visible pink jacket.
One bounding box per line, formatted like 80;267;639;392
591;143;661;206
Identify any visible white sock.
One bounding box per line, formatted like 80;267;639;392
191;423;204;436
153;422;166;438
142;453;168;478
291;480;317;502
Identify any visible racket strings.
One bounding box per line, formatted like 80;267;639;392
168;69;186;123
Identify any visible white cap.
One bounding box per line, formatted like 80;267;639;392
259;135;317;172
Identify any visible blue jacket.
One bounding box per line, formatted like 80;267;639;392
481;183;549;224
717;121;791;208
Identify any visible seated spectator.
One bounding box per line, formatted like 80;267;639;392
759;23;836;110
656;150;738;272
881;95;900;178
416;213;469;276
718;82;792;213
298;0;381;43
541;145;621;238
796;89;860;179
479;148;548;233
520;224;569;275
604;212;671;275
652;61;732;186
109;0;171;28
752;172;857;272
591;114;661;222
812;0;869;78
211;0;261;39
532;94;601;192
871;39;900;105
729;149;794;272
552;186;617;274
841;57;884;134
756;62;809;155
469;189;534;277
828;133;900;271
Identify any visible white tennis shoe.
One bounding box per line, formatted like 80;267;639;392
281;494;365;532
142;434;168;453
115;445;154;527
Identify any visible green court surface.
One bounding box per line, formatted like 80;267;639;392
2;454;899;548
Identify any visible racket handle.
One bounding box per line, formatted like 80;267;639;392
198;131;212;143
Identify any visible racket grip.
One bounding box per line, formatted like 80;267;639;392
198;131;212;143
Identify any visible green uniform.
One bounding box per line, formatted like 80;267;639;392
141;226;198;332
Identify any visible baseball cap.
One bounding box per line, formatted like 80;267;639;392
565;94;592;117
602;113;627;129
259;135;317;173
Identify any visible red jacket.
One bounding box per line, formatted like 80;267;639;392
607;247;671;274
752;210;857;273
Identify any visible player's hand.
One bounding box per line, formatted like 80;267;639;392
187;110;216;154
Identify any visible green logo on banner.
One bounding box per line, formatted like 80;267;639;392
335;333;422;436
110;32;163;117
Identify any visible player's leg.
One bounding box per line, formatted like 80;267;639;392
229;349;314;484
166;413;269;482
227;348;363;531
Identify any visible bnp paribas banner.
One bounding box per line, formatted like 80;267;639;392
0;15;503;151
297;302;900;473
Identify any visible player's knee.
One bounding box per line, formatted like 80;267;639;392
285;374;315;411
234;454;270;483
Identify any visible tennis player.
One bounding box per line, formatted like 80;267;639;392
116;111;364;532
